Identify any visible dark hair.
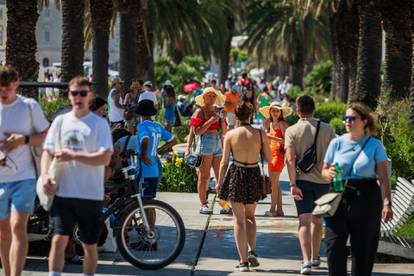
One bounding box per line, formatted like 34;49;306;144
165;86;176;98
0;66;19;86
242;73;248;78
296;95;315;115
348;102;377;134
269;108;284;122
68;76;92;89
112;128;131;144
235;101;254;122
90;96;107;111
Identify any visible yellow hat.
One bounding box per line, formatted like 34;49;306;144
195;87;225;107
259;102;293;119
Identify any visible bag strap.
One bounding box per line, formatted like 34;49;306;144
344;136;371;178
259;129;265;175
123;135;132;153
312;120;321;147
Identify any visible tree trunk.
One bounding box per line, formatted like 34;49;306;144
339;65;349;102
145;28;155;83
331;47;341;100
6;0;39;98
380;0;411;100
409;2;414;127
277;57;289;79
219;16;235;85
353;0;382;110
61;0;85;83
119;1;138;90
90;0;113;98
290;45;304;88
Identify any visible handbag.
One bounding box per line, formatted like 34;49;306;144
259;129;272;194
296;120;320;173
312;136;371;218
27;100;43;177
36;116;64;211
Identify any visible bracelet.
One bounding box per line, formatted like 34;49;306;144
289;183;296;188
383;199;392;207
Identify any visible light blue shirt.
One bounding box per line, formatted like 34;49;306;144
324;135;388;180
137;120;173;178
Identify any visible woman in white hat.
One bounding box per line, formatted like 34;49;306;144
259;102;293;217
190;87;227;214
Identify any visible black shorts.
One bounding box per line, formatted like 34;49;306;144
142;178;158;199
50;196;103;245
294;180;330;216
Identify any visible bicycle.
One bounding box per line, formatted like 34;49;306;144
91;152;185;269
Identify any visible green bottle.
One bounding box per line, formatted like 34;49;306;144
333;163;344;192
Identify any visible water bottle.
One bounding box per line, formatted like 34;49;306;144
333;163;344;192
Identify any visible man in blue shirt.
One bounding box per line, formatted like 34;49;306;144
135;100;176;199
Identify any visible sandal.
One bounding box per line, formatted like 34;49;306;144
199;205;212;215
220;208;232;215
65;255;83;265
276;210;285;217
264;211;277;217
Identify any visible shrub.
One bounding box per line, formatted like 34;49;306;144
305;60;332;95
39;99;70;120
159;153;198;193
315;102;347;124
329;117;346;135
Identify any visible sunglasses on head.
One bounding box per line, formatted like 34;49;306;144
70;90;88;97
342;115;359;124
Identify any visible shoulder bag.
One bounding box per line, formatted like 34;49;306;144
185;110;206;168
312;136;371;218
259;129;272;194
296;120;320;173
36;116;64;211
27;99;44;177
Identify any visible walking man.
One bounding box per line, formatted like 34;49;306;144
42;76;113;276
224;84;241;129
0;66;49;276
284;95;335;274
108;77;124;128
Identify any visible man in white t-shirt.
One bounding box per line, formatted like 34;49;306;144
42;76;113;276
107;77;125;128
138;81;158;107
0;66;49;276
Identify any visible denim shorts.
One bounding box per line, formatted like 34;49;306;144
196;134;222;157
0;179;37;220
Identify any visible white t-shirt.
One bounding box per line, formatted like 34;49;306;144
108;89;124;122
0;96;49;182
139;91;158;105
44;112;113;200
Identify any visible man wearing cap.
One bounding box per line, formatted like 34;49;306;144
139;81;158;108
108;77;125;128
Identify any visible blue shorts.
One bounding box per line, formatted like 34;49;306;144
142;178;158;199
196;134;222;157
294;180;330;215
0;179;37;220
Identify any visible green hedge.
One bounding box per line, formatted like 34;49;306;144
159;153;198;193
39;99;70;120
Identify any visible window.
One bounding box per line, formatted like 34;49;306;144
43;58;50;67
44;30;50;42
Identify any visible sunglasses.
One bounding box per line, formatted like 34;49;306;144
342;115;360;124
70;90;88;97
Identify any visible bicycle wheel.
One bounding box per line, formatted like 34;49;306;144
114;199;185;269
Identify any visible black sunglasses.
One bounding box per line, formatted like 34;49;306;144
70;90;88;97
342;115;359;123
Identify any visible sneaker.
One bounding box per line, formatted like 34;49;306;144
247;251;260;267
311;256;320;268
199;205;212;215
300;261;312;275
234;262;250;272
220;208;233;215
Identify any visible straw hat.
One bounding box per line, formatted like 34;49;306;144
259;102;293;119
195;87;225;107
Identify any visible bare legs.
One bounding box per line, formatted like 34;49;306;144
298;213;323;262
197;156;213;206
268;172;284;215
231;202;257;263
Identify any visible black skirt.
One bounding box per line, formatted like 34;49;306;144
218;164;265;204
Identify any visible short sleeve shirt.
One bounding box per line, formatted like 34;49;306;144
137;120;173;178
44;112;113;200
0;96;49;182
139;91;158;105
224;92;240;113
324;135;388;180
285;118;336;184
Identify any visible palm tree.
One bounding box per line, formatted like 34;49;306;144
89;0;113;98
6;0;40;98
351;0;382;109
379;0;411;100
409;2;414;127
61;0;85;83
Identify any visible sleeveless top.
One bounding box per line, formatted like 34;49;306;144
270;127;284;155
108;89;124;122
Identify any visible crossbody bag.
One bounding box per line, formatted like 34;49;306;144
296;120;321;173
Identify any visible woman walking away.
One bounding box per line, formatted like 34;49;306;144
217;102;271;272
123;80;142;134
163;84;177;132
322;102;393;276
259;102;292;217
190;87;227;214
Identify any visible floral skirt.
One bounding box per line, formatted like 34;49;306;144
218;164;265;204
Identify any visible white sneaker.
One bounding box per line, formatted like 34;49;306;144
300;261;312;275
311;256;320;268
234;262;250;272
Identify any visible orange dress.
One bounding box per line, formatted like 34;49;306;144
268;127;285;173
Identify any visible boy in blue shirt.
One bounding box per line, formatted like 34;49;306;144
135;99;177;199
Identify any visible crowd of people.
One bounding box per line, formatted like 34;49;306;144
0;64;394;276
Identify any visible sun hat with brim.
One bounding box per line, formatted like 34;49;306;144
259;102;293;119
195;87;225;107
135;99;157;116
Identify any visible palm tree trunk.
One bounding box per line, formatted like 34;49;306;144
136;0;151;81
380;0;411;100
290;45;304;88
90;0;113;98
353;0;382;110
219;16;235;85
119;1;138;90
409;3;414;127
6;0;39;98
61;0;85;83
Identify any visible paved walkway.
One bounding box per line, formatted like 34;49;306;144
6;170;414;275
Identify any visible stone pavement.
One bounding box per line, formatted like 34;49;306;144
7;170;414;275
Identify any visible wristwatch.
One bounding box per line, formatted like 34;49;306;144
289;182;296;188
24;135;30;145
383;199;392;207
